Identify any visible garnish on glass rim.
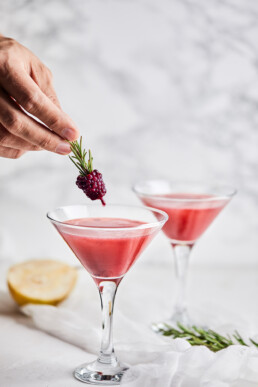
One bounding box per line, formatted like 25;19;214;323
157;323;258;352
68;137;107;205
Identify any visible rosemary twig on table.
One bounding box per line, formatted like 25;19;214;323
158;323;258;352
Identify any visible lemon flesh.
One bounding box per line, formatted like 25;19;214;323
7;259;78;306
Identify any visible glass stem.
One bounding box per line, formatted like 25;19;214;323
172;243;192;318
97;281;118;366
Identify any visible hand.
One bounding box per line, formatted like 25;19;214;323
0;35;79;159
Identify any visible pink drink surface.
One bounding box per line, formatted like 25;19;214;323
56;218;154;282
142;193;228;242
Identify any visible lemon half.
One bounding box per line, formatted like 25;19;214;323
7;259;78;306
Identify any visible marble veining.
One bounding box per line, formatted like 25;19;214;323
0;0;258;266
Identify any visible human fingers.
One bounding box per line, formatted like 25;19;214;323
0;90;71;154
0;144;26;159
0;66;79;141
0;123;41;151
30;63;61;109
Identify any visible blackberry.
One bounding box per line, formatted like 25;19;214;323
76;175;87;190
69;137;107;205
83;169;107;205
76;170;107;205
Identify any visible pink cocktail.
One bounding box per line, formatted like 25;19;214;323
133;181;236;327
58;218;156;285
141;193;228;243
47;204;167;385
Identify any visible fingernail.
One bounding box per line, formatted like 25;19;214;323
61;127;78;141
55;142;71;155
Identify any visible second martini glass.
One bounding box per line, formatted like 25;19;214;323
47;204;167;385
133;181;236;328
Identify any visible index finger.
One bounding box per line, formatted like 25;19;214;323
0;68;79;141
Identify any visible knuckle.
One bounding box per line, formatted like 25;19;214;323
0;132;8;146
0;59;11;79
18;125;30;138
37;62;53;80
38;134;53;149
0;126;7;143
47;94;57;104
4;37;16;48
11;149;24;159
1;111;22;133
45;66;53;80
0;40;17;75
47;114;61;129
31;145;41;151
20;92;40;113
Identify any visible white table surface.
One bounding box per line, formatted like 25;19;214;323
0;260;258;387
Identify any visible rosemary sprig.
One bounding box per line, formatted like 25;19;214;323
68;137;93;176
158;323;258;352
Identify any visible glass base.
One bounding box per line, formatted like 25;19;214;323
74;359;131;385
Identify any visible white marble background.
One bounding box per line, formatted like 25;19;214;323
0;0;258;268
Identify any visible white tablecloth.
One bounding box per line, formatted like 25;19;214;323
0;258;258;387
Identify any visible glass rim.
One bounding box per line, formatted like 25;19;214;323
47;203;168;231
132;179;237;203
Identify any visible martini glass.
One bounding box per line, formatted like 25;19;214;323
47;204;167;385
133;181;236;328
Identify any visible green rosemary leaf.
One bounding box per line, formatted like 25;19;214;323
158;323;258;353
233;331;248;346
68;156;84;175
68;137;93;176
250;339;258;348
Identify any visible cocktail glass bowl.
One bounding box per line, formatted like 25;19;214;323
133;180;236;328
47;204;168;384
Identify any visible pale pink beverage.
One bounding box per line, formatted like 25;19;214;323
133;182;235;327
48;204;168;384
55;217;154;284
141;193;229;242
